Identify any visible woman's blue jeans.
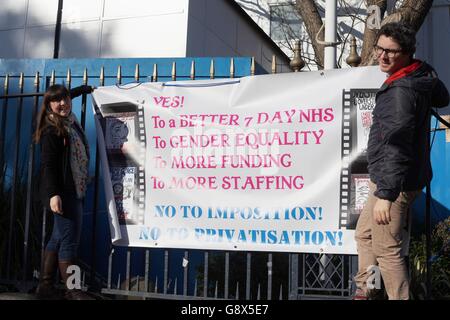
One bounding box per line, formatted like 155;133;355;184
45;193;83;261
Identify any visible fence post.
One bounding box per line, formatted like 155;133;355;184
6;73;25;279
22;72;41;281
0;74;10;193
288;254;299;300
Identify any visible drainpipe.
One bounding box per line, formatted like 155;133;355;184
324;0;337;69
320;0;337;284
53;0;63;58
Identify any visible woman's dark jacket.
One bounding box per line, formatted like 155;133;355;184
38;85;92;206
367;61;449;201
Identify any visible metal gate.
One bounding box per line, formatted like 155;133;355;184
0;57;357;300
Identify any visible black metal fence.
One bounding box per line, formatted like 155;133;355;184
0;58;357;300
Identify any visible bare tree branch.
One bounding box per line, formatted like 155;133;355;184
337;13;358;67
359;0;387;66
270;0;434;68
383;0;433;31
360;0;434;66
294;0;325;69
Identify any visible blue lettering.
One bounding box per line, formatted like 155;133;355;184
278;231;290;244
237;230;247;242
312;231;324;245
267;230;277;244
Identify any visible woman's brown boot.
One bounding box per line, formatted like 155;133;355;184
36;251;60;299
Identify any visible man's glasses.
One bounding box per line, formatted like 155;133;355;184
373;45;403;58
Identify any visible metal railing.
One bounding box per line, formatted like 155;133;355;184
0;57;356;299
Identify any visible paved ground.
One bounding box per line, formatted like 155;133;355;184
0;291;110;300
0;292;39;300
0;282;112;300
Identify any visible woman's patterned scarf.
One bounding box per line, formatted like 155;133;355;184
64;113;90;199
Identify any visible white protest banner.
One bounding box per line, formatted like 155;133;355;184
92;66;385;254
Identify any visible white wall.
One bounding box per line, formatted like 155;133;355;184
99;0;189;58
0;0;290;72
0;0;190;58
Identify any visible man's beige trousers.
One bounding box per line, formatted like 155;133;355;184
354;181;420;300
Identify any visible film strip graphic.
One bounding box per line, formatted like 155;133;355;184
339;89;352;229
136;104;146;225
98;101;146;225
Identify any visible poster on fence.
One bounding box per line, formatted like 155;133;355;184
92;66;385;254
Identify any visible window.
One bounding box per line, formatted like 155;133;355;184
269;3;302;42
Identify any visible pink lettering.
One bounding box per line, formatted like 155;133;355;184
152;96;185;108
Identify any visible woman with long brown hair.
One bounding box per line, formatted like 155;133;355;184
34;84;94;300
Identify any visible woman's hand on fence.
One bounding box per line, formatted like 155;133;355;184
50;195;63;215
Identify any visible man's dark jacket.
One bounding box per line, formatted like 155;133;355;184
367;61;449;201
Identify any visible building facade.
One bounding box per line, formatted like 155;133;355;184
0;0;292;72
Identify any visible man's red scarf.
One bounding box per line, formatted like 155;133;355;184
384;59;422;85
